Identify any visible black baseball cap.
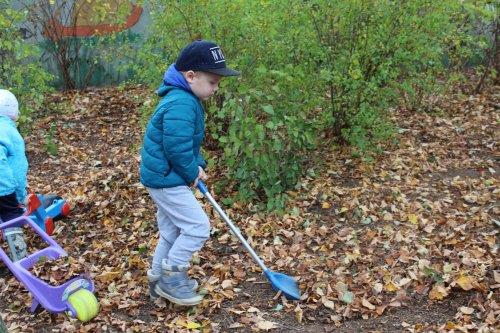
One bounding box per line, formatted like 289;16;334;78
175;40;240;77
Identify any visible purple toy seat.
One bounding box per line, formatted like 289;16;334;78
0;216;94;314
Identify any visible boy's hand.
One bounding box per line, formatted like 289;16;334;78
192;166;208;188
198;166;208;181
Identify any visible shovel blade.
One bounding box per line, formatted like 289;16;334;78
264;270;301;300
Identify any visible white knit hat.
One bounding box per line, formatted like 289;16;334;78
0;89;19;120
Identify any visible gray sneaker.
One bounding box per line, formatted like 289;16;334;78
154;261;203;306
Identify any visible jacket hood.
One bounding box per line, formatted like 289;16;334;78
157;63;192;97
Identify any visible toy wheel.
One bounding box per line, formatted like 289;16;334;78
67;289;99;322
45;217;55;235
61;202;71;217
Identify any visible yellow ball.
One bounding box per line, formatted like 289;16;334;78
67;289;99;322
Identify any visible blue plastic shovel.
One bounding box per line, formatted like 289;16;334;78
197;181;301;300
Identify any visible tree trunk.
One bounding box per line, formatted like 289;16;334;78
494;20;499;85
475;20;499;93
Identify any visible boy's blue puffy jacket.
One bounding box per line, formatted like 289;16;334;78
0;115;28;202
140;64;206;188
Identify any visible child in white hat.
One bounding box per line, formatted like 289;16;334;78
0;89;28;260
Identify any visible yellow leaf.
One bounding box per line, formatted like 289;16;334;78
176;320;202;330
294;304;303;323
340;207;348;213
445;322;456;330
408;214;418;224
385;281;399;292
185;322;202;329
322;202;331;209
97;270;121;282
103;218;114;226
455;276;476;291
429;284;448;300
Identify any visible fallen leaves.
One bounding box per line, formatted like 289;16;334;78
0;84;496;332
334;281;355;304
361;298;376;310
321;201;331;209
175;319;203;330
321;297;335;310
454;275;478;291
407;213;419;225
221;279;234;290
385;281;399;292
429;284;449;300
294;304;303;323
97;270;122;283
256;319;278;331
459;306;474;315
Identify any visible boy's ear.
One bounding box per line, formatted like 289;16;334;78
184;70;196;83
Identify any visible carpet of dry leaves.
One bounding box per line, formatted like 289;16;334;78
0;83;498;333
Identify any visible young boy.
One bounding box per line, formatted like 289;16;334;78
140;40;239;306
0;89;28;261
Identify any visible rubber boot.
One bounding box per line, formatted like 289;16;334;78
147;266;199;300
154;261;203;306
147;270;161;300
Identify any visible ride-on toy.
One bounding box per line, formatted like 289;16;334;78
26;193;71;235
2;193;71;262
0;215;99;322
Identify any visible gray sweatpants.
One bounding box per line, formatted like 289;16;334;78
147;186;210;274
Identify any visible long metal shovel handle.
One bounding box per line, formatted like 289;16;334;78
197;181;269;272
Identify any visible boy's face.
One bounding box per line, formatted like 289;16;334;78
184;71;222;100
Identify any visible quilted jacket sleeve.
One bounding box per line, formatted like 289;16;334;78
196;153;207;169
0;143;16;197
162;99;200;184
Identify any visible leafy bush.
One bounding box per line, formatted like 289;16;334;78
136;1;322;210
309;0;463;151
135;0;495;210
0;1;52;122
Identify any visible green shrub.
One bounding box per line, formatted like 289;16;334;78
135;0;495;209
0;1;52;123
